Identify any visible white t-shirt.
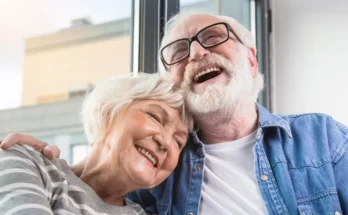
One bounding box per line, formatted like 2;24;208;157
199;130;268;215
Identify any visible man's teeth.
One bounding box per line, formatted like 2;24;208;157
137;147;157;167
194;67;221;82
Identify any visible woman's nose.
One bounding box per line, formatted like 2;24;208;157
153;132;172;150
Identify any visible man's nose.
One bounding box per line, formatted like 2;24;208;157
188;41;210;62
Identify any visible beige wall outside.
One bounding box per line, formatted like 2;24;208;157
22;35;131;106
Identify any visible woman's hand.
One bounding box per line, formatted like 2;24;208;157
0;133;60;160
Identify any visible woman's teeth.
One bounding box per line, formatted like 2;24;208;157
137;147;157;167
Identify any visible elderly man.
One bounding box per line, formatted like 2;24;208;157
1;12;348;215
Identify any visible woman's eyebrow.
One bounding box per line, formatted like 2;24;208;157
147;104;168;117
147;105;188;136
177;130;188;139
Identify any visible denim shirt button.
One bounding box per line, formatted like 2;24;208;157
260;174;269;181
194;165;201;172
335;211;341;215
188;212;194;215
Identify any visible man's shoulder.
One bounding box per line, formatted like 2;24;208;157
278;112;347;132
257;104;347;132
279;112;333;120
276;113;348;162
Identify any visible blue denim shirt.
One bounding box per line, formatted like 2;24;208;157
127;104;348;215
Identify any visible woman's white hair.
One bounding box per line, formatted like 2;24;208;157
81;73;193;146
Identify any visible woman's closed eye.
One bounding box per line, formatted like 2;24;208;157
147;112;162;124
174;137;183;149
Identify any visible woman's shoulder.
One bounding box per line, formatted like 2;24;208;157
0;144;71;214
0;144;48;164
0;144;68;177
0;144;40;163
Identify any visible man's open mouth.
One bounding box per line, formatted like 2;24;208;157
193;67;222;84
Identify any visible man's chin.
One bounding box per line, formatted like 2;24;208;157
185;88;229;115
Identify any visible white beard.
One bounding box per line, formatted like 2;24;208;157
182;50;255;116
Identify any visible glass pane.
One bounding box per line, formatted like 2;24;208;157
180;0;250;30
0;0;133;110
71;144;89;165
0;1;135;163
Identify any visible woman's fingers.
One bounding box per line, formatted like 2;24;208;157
0;133;61;160
43;144;61;160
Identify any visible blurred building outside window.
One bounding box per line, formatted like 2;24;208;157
0;0;133;164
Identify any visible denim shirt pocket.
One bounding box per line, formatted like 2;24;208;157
297;189;342;215
288;157;343;215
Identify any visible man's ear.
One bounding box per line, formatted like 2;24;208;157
248;47;258;78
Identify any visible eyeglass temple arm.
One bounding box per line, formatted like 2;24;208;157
228;26;244;46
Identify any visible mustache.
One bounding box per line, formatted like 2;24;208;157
182;53;231;87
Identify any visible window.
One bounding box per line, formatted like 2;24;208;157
0;0;133;109
71;144;89;165
180;0;251;31
0;1;271;164
0;1;135;163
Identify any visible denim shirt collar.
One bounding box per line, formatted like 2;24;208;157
256;104;292;138
191;103;292;145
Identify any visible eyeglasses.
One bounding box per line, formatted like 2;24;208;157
160;22;244;68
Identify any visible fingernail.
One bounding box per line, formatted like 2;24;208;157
0;142;8;149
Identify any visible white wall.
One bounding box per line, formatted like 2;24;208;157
271;0;348;125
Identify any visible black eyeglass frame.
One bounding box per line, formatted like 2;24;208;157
160;22;244;69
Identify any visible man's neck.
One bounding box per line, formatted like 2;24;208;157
195;100;258;144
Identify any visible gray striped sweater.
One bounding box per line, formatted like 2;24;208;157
0;144;146;215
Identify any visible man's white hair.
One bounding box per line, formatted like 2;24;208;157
158;11;257;73
81;73;193;146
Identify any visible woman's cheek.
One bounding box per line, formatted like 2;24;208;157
131;118;160;140
163;149;180;171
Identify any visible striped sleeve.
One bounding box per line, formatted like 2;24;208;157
0;145;53;215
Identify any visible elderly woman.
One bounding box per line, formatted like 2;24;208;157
0;74;192;215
